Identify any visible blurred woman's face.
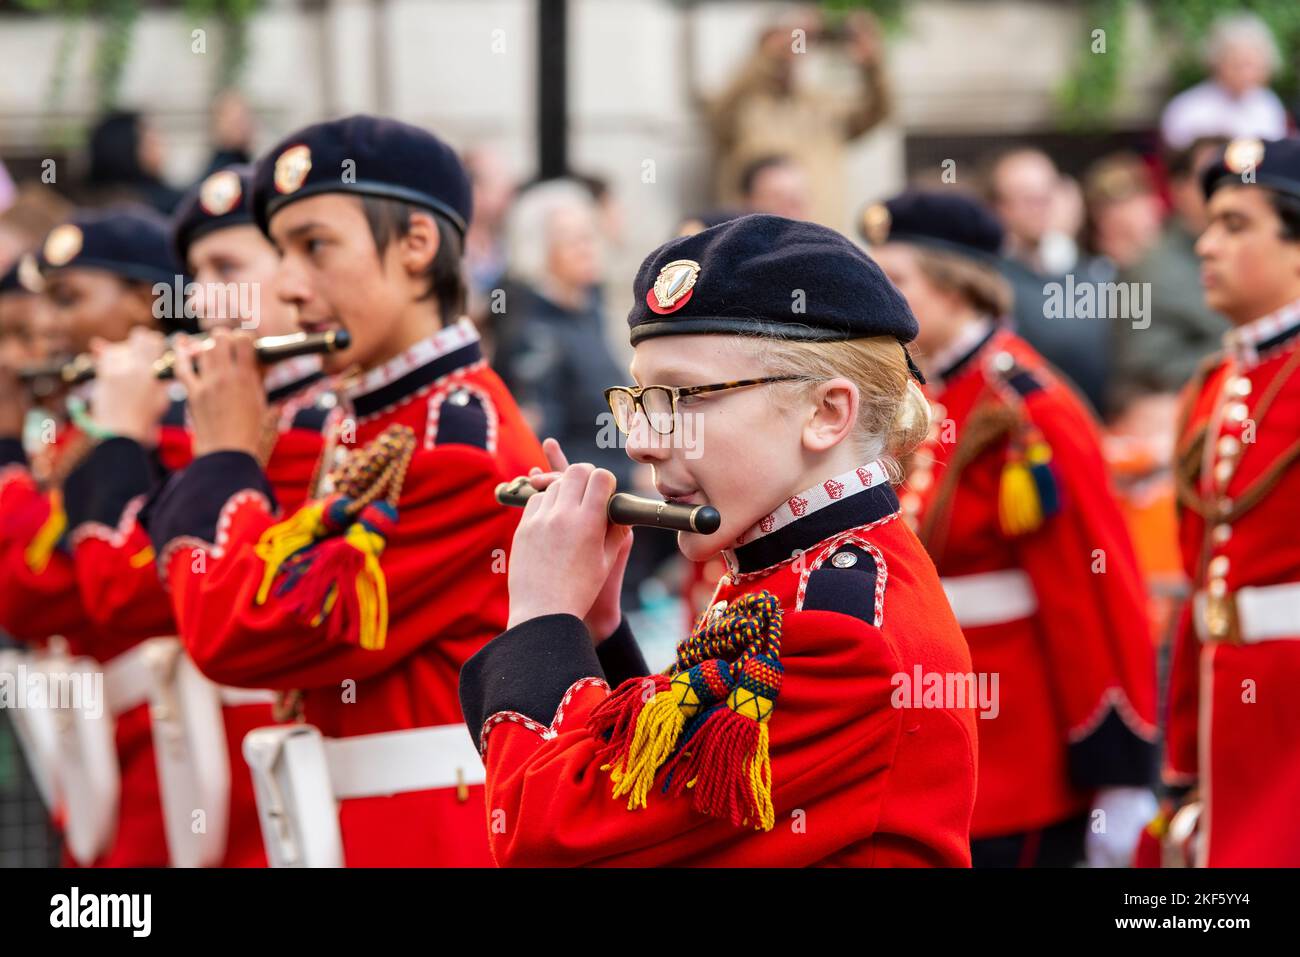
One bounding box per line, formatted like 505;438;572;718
546;206;602;292
138;121;166;178
870;243;967;358
45;268;152;353
188;225;297;337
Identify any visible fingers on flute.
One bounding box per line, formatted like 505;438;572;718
583;468;617;512
542;437;570;472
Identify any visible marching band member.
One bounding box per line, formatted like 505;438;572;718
141;116;546;866
862;192;1158;867
460;214;978;866
0;207;191;866
1159;137;1300;866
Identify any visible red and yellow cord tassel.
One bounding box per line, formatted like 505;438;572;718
253;501;327;604
25;490;66;574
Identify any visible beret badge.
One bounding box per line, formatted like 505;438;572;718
648;258;700;315
199;169;243;216
861;203;891;245
16;253;43;293
274;144;313;195
43;224;84;267
1224;138;1265;176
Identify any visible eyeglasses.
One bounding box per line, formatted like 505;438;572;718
604;376;805;436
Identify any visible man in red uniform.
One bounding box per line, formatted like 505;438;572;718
141;116;545;866
1161;137;1300;867
863;192;1158;867
460;215;977;866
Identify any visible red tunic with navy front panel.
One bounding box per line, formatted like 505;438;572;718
1165;301;1300;867
904;324;1157;842
459;463;978;866
0;366;333;867
144;320;546;866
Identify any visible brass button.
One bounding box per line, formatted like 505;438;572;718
1216;435;1241;458
831;551;858;569
1214;460;1235;486
710;600;728;619
1212;524;1232;544
901;492;921;513
1208;555;1230;578
1226;402;1249;423
911;470;933;491
1229;377;1252;397
1208;577;1228;598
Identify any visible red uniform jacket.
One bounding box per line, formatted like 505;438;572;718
459;462;978;866
907;325;1157;840
0;368;332;867
1167;302;1300;867
144;321;546;866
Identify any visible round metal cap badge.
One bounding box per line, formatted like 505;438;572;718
647;259;700;315
274;144;313;195
43;224;84;268
861;203;891;245
199;169;243;216
1224;138;1265;176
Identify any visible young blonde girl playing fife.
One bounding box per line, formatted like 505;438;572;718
460;214;978;866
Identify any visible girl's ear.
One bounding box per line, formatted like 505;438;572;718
802;376;858;453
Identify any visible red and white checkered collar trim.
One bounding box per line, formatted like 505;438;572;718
1224;298;1300;369
344;317;480;402
733;460;891;548
262;354;322;394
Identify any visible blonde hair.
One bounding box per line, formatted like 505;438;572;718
749;334;931;482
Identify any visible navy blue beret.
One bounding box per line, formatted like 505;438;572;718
627;214;918;350
859;191;1004;263
1202;137;1300;202
251;114;472;238
171;164;255;263
676;208;744;237
40;206;183;287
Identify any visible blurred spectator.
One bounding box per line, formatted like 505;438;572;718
203;89;256;176
0;184;72;275
492;179;631;486
739;154;811;220
985;148;1112;411
0;159;15;213
1111;137;1231;408
1160;13;1290;149
1083;153;1164;274
463;145;517;318
985;148;1078;275
707;8;891;229
84;110;182;214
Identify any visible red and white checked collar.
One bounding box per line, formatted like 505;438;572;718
344;317;480;402
1223;297;1300;369
734;460;891;547
262;354;322;394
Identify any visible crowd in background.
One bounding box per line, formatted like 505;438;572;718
0;7;1295;621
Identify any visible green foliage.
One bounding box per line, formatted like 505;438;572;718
1059;0;1300;129
16;0;261;115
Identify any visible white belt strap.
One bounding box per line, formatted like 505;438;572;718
324;724;485;799
104;643;154;716
941;569;1038;628
242;722;485;868
1195;583;1300;643
0;649;61;811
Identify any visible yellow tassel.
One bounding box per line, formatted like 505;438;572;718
998;460;1042;536
608;690;686;810
747;722;775;831
253;502;326;605
128;545;155;568
346;523;389;651
25;490;66;574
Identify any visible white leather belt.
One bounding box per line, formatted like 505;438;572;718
1194;583;1300;644
941;569;1038;627
220;688;277;707
323;724;485;799
103;643;154;716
